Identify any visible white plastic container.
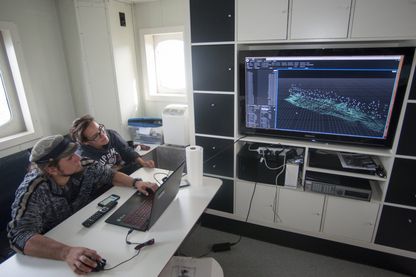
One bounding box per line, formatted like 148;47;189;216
162;104;189;146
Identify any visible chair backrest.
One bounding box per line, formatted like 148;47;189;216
0;150;31;231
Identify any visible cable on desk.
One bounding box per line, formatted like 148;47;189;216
102;249;141;271
102;229;156;271
125;229;155;246
153;172;169;185
125;228;136;244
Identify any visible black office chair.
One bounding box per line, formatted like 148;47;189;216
0;149;31;263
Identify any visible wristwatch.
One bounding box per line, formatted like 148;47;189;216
132;178;142;188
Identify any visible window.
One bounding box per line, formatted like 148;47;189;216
140;26;186;99
0;71;11;126
0;22;39;151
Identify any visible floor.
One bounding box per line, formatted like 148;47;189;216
178;225;409;277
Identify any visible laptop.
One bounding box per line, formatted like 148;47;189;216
105;162;185;231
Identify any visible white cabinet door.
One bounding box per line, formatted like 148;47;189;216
323;196;379;242
235;181;276;225
276;189;324;232
290;0;351;39
351;0;416;38
237;0;288;41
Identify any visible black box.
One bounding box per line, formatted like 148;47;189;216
237;143;286;185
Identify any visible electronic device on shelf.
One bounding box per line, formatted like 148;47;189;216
238;47;415;148
308;149;387;177
304;171;372;201
237;143;303;186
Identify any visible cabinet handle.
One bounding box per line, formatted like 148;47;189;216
227;14;232;18
212;164;217;169
212;146;216;150
228;67;232;71
409;219;413;224
314;213;320;216
210;103;215;107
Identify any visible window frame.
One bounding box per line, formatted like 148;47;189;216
139;26;187;102
0;22;41;154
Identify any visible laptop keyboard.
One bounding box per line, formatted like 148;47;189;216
122;196;153;229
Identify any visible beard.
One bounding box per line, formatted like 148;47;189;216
57;163;83;177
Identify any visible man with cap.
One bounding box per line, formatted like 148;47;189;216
7;135;157;275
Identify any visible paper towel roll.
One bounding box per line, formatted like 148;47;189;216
186;145;203;186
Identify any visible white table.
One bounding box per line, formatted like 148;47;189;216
0;167;222;277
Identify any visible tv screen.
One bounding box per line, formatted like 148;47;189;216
239;47;415;148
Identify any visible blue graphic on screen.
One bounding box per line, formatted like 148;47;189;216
245;57;400;139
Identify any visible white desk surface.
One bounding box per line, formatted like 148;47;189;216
0;168;221;277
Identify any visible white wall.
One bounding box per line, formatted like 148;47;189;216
56;0;90;118
108;0;140;138
0;0;75;156
58;0;142;140
133;0;188;118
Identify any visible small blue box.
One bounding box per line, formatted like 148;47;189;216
128;117;163;144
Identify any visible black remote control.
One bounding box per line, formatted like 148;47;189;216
82;201;118;227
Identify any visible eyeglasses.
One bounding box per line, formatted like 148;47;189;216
86;124;105;142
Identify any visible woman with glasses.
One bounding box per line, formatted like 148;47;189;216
69;114;155;175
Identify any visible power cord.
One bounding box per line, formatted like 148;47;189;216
176;136;248;255
261;147;287;221
211;182;257;252
208;145;295;252
202;135;247;165
273;152;286;222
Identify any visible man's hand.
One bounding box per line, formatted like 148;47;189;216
134;180;158;196
138;158;155;168
23;235;102;275
63;246;102;275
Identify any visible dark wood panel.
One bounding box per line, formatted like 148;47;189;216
190;0;234;43
375;205;416;253
196;136;234;177
194;93;234;137
192;45;234;92
207;178;234;213
409;70;416;100
397;104;416;156
385;158;416;207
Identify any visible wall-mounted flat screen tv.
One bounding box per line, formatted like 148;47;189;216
239;47;415;148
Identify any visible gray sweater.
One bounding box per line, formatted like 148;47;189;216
7;159;114;253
